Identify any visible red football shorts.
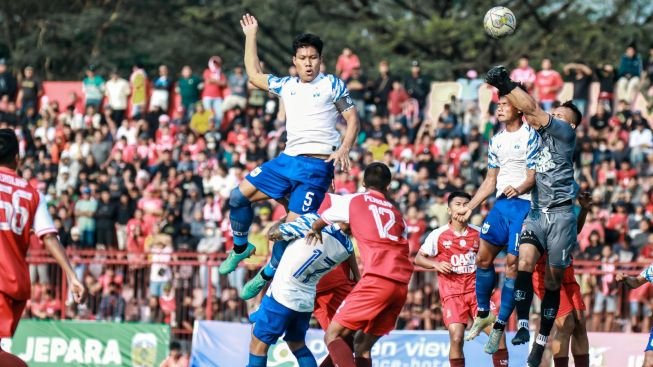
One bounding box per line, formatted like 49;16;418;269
441;292;497;327
334;275;408;336
0;293;27;338
533;266;586;318
314;283;353;331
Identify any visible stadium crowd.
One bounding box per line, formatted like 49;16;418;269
1;42;653;350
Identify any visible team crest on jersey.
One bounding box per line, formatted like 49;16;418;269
482;222;490;234
459;239;466;247
514;290;525;301
513;144;521;150
250;167;262;177
443;240;452;249
534;146;556;173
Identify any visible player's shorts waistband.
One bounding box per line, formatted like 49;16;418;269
299;153;331;160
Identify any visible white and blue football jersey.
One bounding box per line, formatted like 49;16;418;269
268;73;351;156
267;215;353;313
487;123;540;201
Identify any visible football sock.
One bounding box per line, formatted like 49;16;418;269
476;265;495;317
263;240;290;279
247;353;267;367
497;277;516;324
292;346;317;367
354;357;372;367
229;188;253;251
449;357;465;367
553;357;569;367
492;348;509;367
514;270;534;325
572;354;589;367
539;287;561;338
327;338;355;367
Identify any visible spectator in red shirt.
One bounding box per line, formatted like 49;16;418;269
202;56;227;125
31;288;61;320
535;58;563;111
405;206;427;255
335;47;360;80
388;80;410;124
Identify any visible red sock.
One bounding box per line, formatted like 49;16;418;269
553;356;569;367
354;356;371;367
327;338;356;367
0;350;28;367
492;348;509;367
572;354;589;367
319;355;334;367
449;357;465;367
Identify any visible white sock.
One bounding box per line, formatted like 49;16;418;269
535;334;548;346
518;319;529;330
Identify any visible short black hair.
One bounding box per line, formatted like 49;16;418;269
447;191;472;206
169;341;181;351
0;128;18;166
363;162;392;191
561;100;583;126
292;34;323;56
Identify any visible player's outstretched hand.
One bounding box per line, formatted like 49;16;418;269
433;261;452;274
577;191;593;210
616;273;627;283
503;185;519;198
240;13;258;37
305;228;323;245
485;66;517;96
69;277;87;304
452;206;471;223
326;148;351;172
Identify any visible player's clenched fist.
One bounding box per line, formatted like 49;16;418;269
240;13;258;36
485;65;517;96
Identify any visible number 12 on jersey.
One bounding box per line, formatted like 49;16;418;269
369;204;398;241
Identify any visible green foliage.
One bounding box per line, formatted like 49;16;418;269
0;0;651;80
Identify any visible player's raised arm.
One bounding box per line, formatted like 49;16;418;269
453;167;498;222
240;14;269;90
485;66;549;129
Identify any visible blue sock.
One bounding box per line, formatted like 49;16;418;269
476;265;495;316
292;346;317;367
263;240;289;279
497;277;516;324
229;188;253;250
248;353;267;367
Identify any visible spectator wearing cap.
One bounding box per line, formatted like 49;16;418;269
629;115;652;164
82;65;105;109
151;64;173;112
105;70;130;124
129;63;148;119
616;43;643;105
535;57;564;112
405;60;431;112
335;47;360;80
75;186;98;248
17;65;43;112
202;56;227;126
0;58;17;102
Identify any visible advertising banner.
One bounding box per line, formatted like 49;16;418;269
0;320;170;367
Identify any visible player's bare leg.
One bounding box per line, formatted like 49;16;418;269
248;334;271;367
512;242;540;346
551;313;574;366
324;321;357;367
466;240;500;341
570;309;589;367
448;323;466;366
352;332;379;367
644;351;653;367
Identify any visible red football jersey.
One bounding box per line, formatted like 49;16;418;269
316;193;355;292
0;167;56;300
419;223;480;299
321;190;413;284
